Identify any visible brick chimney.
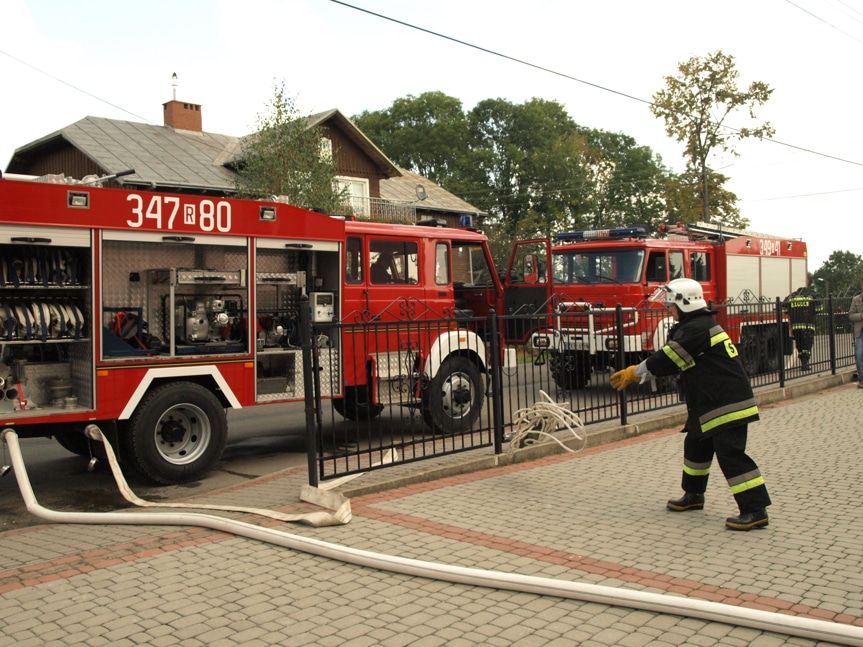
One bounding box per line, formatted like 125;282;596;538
163;100;202;132
163;73;202;132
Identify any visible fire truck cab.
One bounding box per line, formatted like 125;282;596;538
505;223;808;390
0;175;503;484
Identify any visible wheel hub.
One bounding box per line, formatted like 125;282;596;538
442;374;472;418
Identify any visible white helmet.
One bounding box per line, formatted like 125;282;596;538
663;278;707;313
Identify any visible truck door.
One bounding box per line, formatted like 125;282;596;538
451;240;499;322
503;239;552;342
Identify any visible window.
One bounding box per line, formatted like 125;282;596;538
435;243;450;285
452;243;492;286
645;252;667;283
320;138;333;161
669;251;685;280
369;239;418;285
690;252;711;281
552;249;644;284
334;177;370;217
345;237;363;284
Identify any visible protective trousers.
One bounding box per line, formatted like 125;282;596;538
680;424;771;514
793;328;814;360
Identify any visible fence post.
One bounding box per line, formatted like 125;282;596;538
776;297;786;388
615;304;628;426
299;294;319;488
827;294;837;374
488;309;505;455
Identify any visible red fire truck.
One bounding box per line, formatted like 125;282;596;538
0;174;503;484
504;222;808;390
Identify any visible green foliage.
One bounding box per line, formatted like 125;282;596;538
353;91;472;192
664;168;747;228
810;251;863;298
650;50;774;223
235;82;346;214
353;94;671;268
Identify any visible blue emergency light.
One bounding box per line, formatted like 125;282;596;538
556;224;649;243
459;213;475;229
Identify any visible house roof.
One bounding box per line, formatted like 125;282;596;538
6;109;483;215
8;116;242;192
381;167;481;215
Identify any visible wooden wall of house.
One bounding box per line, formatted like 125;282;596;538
10;143;103;181
329;128;382;198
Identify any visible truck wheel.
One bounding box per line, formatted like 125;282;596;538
125;382;227;485
332;386;383;421
422;356;484;434
54;430;92;457
762;335;781;373
551;352;589;390
738;330;761;376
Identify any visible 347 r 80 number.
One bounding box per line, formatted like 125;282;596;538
126;194;232;232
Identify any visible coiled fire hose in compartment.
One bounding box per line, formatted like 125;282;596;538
2;428;862;647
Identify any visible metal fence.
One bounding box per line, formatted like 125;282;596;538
304;295;856;484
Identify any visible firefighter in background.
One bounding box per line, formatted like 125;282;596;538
783;286;820;371
610;278;771;531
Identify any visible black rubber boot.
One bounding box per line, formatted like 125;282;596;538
725;508;769;531
666;492;705;511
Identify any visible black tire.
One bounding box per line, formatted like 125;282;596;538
125;382;227;485
762;335;781;373
422;356;484;435
332;386;383;421
550;352;589;390
738;330;760;376
54;430;92;457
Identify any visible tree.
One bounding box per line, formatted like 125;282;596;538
353;93;675;268
650;50;774;225
235;82;346;214
352;92;472;192
811;251;863;298
575;128;670;232
467;97;592;238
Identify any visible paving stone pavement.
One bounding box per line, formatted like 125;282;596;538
1;372;862;647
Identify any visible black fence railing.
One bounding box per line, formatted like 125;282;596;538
304;295;856;484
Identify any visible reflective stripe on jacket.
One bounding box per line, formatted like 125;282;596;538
646;310;759;438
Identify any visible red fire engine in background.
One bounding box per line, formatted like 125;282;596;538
504;222;808;390
0;174;503;484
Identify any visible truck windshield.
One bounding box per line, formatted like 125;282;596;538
552;249;645;285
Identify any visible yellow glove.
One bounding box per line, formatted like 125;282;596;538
610;365;639;391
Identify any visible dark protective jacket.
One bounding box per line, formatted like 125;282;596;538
783;288;819;331
645;309;759;438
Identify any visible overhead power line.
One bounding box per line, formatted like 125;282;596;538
331;0;863;169
0;49;155;124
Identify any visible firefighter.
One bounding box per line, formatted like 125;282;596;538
610;278;771;531
783;286;819;371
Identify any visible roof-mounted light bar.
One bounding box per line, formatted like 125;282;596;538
556;224;649;243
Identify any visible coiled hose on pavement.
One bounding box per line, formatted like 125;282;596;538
3;427;862;647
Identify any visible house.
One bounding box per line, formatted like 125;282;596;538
4;96;482;227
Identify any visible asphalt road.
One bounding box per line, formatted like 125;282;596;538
0;403;313;531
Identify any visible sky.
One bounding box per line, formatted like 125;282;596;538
2;0;862;272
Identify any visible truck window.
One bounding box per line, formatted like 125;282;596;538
645;251;667;282
690;252;711;281
554;250;643;284
453;243;493;286
510;242;548;284
370;239;418;285
669;251;685;280
345;236;363;284
435;243;450;285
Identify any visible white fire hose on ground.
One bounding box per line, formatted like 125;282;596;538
2;427;862;647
